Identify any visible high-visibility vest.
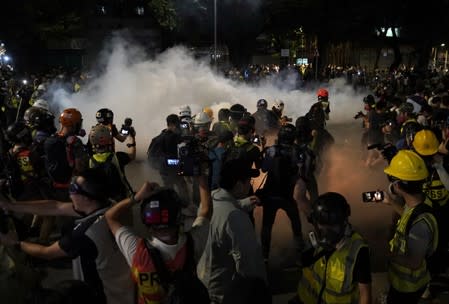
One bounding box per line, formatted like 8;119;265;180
298;232;367;304
423;168;449;207
131;238;187;304
388;203;438;292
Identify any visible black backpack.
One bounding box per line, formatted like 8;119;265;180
145;234;210;304
43;134;73;184
147;130;166;170
262;144;299;198
91;153;129;201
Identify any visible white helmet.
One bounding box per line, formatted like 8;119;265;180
192;111;211;125
273;99;284;111
33;99;50;111
179;105;192;118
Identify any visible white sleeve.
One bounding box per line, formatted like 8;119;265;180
115;226;140;266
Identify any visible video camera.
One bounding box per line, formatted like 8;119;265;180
367;143;398;162
174;135;208;176
120;118;134;136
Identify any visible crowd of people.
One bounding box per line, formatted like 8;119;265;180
0;61;448;304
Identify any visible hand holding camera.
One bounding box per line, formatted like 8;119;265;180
120;118;134;136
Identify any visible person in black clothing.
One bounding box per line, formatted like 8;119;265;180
259;124;305;263
158;114;189;196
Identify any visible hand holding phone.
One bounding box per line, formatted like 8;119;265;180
362;191;384;203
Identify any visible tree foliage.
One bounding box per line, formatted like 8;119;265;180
148;0;177;31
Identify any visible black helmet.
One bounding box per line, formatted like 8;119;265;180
229;103;247;122
24;107;55;130
96;108;114;125
308;192;350;226
277;123;296;145
402;121;423;140
140;188;185;228
363;94;375;105
218;108;231;122
6;122;32;145
257;99;268;108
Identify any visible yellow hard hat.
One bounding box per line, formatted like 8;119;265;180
412;129;439;156
203;107;214;120
384;150;428;181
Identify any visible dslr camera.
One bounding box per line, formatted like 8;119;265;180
120;118;133;136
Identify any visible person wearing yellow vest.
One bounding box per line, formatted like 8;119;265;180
294;192;372;304
88;124;135;202
383;150;439;303
105;183;210;304
411;129;449;281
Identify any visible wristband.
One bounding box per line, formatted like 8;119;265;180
127;143;136;148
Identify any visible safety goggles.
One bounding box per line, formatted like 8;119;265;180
69;177;99;200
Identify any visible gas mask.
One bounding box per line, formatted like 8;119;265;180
314;223;346;251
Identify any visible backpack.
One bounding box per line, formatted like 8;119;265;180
89;153;131;201
262;144;299;198
222;141;255;167
43;134;75;184
144;234;210;304
147;130;166;170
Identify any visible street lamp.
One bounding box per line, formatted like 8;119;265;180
214;0;217;71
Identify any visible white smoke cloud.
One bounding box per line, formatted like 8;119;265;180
47;35;370;159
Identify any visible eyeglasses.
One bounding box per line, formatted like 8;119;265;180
69;177;98;200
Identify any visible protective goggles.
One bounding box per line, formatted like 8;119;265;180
69;177;99;200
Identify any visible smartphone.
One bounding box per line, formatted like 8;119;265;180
166;159;180;166
362;191;384;203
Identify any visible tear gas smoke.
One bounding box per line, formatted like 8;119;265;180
44;36;392;270
46;35;370;159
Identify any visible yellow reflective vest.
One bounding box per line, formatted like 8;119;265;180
423;169;449;207
298;232;367;304
388;203;438;292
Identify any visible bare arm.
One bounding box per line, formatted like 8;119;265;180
197;175;211;219
115;133;127;143
0;199;77;217
20;240;68;260
0;230;68;260
293;178;310;216
358;283;372;304
105;181;159;235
